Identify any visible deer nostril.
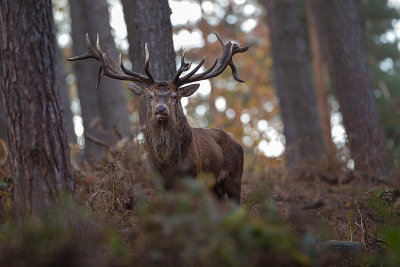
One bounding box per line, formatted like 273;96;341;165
155;105;168;115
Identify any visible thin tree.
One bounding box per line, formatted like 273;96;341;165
363;0;400;161
57;46;76;144
306;2;333;151
264;0;299;172
120;0;176;125
69;0;130;159
264;0;326;173
310;0;393;180
0;0;74;219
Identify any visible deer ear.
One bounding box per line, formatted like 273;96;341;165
127;83;145;96
178;84;200;97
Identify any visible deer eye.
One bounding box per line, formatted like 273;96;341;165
149;95;154;100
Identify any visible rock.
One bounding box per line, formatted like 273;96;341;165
323;240;364;255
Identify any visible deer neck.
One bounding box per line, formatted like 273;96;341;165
145;104;192;166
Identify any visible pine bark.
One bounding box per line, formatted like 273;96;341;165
69;0;130;159
0;99;6;141
311;0;393;180
121;0;176;125
264;0;326;171
0;0;74;219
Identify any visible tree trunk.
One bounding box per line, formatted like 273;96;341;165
311;0;393;180
69;0;130;159
264;0;326;171
56;46;76;144
0;98;6;142
121;0;176;125
306;2;333;151
0;0;74;219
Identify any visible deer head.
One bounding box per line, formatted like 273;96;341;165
67;32;248;124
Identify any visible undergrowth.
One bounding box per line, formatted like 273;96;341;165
0;180;311;267
0;139;399;266
360;189;400;266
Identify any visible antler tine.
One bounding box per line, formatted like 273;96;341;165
119;53;152;82
232;44;249;54
176;57;205;84
173;50;192;82
96;66;104;88
144;43;155;83
205;35;249;82
214;32;225;48
173;32;248;88
184;58;218;83
184;42;234;83
67;33;98;61
95;34;153;86
94;34;123;84
67;33;155;87
230;43;249;82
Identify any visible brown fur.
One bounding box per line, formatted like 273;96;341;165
144;85;243;202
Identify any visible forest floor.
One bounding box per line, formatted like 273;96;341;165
242;169;388;242
241;161;400;265
72;146;399;256
1;144;399;266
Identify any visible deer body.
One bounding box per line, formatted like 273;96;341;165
68;32;247;202
145;103;243;200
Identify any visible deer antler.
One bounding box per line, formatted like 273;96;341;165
173;32;249;88
67;33;155;87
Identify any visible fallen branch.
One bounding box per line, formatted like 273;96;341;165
84;131;110;150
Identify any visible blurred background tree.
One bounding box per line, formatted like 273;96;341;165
310;0;393;180
364;0;400;165
264;0;326;175
68;0;130;161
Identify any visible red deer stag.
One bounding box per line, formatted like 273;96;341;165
68;33;248;202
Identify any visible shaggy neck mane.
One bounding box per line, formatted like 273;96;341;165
145;103;192;168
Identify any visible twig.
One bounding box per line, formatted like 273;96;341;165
358;209;367;248
87;189;107;208
111;174;116;210
117;197;124;210
113;125;123;140
128;170;137;208
364;188;375;196
129;171;135;188
84;131;110;150
347;213;353;242
366;233;387;245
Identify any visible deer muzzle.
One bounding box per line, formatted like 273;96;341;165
155;104;168;119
